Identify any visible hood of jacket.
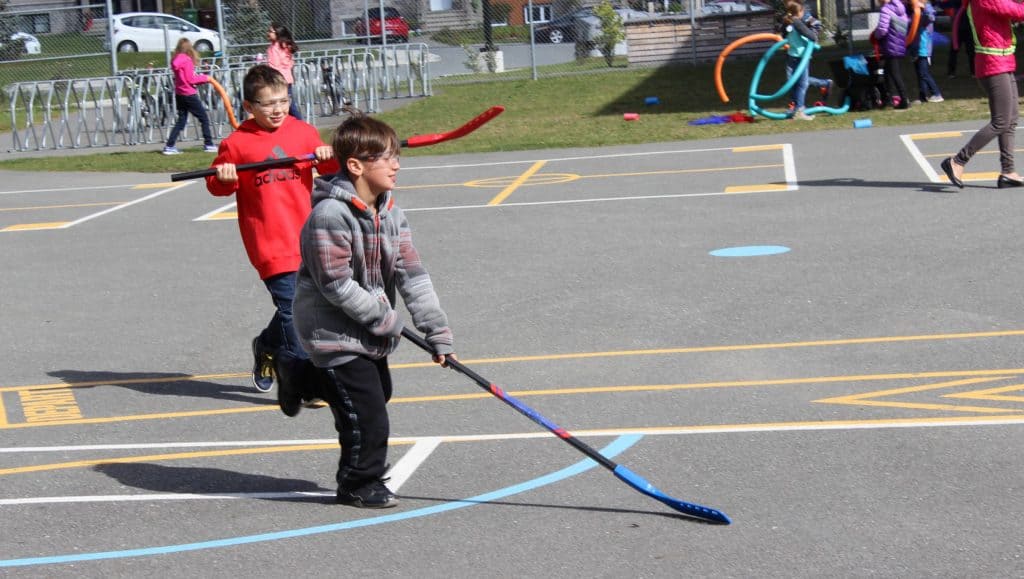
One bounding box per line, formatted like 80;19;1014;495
312;173;394;216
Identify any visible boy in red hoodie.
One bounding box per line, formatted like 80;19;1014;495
206;64;340;392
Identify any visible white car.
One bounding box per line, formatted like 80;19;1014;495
106;12;221;53
11;32;41;55
703;1;770;14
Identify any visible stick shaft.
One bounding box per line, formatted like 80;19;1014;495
170;154;315;182
406;329;617;471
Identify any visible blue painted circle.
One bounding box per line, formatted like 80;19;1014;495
709;245;791;257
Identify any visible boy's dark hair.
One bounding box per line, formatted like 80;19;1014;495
243;64;288;102
332;113;400;173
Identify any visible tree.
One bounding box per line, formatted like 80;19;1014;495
224;0;272;49
593;1;624;67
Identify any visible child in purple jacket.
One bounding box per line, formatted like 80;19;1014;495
873;0;911;109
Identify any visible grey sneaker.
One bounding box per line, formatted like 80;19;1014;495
927;95;945;103
336;480;399;508
203;144;218;153
251;337;275;392
162;146;181;155
793;110;815;121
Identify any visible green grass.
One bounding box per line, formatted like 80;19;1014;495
0;41;995;173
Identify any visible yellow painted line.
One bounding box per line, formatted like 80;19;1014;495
6;329;1024;395
938;171;999;183
924;149;1024;158
0;443;334;476
945;383;1024;403
487;160;547;205
583;163;783;179
910;131;964;140
132;182;176;189
7;367;1024;430
2;221;70;231
209;211;237;219
430;329;1024;366
0;392;7;426
815;377;1018;413
732;144;784;152
0;201;124;213
724;183;790;193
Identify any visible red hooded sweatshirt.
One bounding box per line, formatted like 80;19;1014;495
206;116;341;280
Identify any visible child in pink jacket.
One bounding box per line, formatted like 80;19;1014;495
164;38;215;155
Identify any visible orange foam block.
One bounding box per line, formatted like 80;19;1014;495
623;112;640;121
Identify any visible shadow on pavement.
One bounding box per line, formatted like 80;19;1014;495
93;462;333;502
48;369;272;406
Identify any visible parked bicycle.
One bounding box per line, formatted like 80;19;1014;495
318;56;352;117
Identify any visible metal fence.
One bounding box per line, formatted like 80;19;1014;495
5;42;432;152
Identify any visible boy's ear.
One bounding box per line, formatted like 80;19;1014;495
242;100;254;115
346;157;363;177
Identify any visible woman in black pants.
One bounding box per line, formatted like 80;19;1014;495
941;0;1024;189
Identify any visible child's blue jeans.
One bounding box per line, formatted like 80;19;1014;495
260;271;307;359
786;55;810;110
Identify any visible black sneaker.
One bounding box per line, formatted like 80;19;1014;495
336;480;399;509
251;337;275;392
274;351;305;417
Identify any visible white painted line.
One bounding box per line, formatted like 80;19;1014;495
402;145;760;171
2;418;1022;506
384;437;442;491
4;414;1024;455
0;491;333;506
900;133;941;183
194;200;237;221
782;143;798;190
57;181;193;229
0;184;147;196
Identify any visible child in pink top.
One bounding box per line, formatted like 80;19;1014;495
267;23;302;120
164;38;215;155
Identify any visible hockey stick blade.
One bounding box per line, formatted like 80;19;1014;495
613;465;731;524
400;105;504;148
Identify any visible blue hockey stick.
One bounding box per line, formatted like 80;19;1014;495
401;328;731;524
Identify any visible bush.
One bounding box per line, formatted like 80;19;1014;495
593;0;624;67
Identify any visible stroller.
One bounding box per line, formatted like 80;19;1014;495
829;54;890;111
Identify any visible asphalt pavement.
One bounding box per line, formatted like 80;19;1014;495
1;119;1022;577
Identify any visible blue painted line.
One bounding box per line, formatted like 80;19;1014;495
710;245;790;257
0;435;642;568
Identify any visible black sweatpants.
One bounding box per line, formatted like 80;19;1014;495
883;56;908;105
315;356;393;492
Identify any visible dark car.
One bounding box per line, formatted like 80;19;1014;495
533;8;591;44
354;7;410;43
533;7;647;43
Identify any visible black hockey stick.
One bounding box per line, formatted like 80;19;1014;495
401;328;732;524
169;106;505;182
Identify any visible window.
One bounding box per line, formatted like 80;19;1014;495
524;4;552;23
16;14;51;34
